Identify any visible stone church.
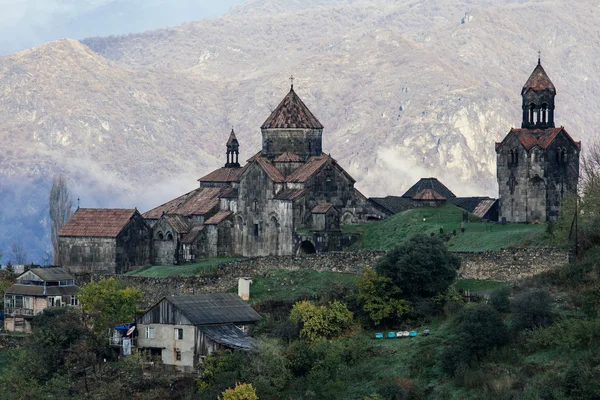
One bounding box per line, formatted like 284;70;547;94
496;59;581;223
141;84;384;263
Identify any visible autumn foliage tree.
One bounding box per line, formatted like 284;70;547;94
355;268;411;326
219;383;259;400
289;300;353;341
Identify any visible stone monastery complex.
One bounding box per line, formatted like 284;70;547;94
57;61;580;275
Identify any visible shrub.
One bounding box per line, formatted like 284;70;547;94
375;234;460;298
219;383;258;400
523;317;600;352
290;300;353;341
489;286;511;313
355;268;411;326
511;288;554;332
441;304;508;376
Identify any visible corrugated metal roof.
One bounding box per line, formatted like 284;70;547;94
261;87;323;129
181;226;204;244
5;285;79;296
311;203;335;214
143;187;224;219
165;294;261;325
204;211;233;225
522;62;556;94
198;325;254;350
24;267;74;282
273;189;305;201
58;208;137;238
402;178;456;199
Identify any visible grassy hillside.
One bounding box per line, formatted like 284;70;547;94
343;205;548;252
125;257;245;277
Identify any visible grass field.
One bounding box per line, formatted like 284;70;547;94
343;205;548;252
126;257;245;277
247;269;359;303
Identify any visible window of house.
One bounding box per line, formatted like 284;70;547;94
175;328;183;340
71;296;79;306
23;297;31;310
145;327;155;339
5;295;14;308
175;349;182;361
15;295;23;308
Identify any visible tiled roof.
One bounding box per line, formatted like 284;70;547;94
181;226;204;244
472;198;498;218
58;208;137;238
255;157;285;183
143;187;223;219
163;293;261;325
22;267;74;282
164;215;191;234
369;196;414;215
5;285;79;296
261;87;323;129
218;187;238;199
286;154;329;183
496;127;581;151
226;129;238;146
402;178;456;199
413;189;446;201
198;167;245;183
274;152;302;162
311;203;335;214
205;211;233;225
522;62;556;94
273;189;305;201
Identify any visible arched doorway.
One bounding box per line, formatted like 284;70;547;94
297;241;316;255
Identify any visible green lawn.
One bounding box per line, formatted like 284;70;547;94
126;257;245;277
343;205;548;252
246;269;359;303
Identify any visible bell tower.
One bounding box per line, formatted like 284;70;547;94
225;129;240;168
521;56;556;129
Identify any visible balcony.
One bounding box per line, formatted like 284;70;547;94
108;336;137;347
5;307;35;317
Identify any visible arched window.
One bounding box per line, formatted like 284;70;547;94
556;148;561;162
541;103;548;124
529;104;535;124
166;232;173;241
562;148;567;163
157;231;164;240
253;199;258;212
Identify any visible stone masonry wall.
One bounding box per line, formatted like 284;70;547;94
74;248;569;308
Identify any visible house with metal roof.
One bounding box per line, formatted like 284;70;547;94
136;293;261;373
3;267;79;332
58;208;151;274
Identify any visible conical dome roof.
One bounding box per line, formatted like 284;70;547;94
261;87;323;129
522;61;556;94
226;129;238;146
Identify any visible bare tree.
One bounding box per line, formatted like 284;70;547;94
50;174;73;265
580;141;600;196
10;241;27;265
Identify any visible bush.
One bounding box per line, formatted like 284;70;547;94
441;304;508;376
375;234;460;298
355;268;411;326
489;286;511;313
523;317;600;352
219;383;258;400
290;300;353;341
511;288;554;332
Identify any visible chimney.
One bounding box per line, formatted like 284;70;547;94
238;277;252;301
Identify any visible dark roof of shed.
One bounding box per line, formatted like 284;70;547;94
448;197;498;218
369;196;414;215
198;325;254;350
522;62;556;94
261;87;323;129
402;178;456;199
181;226;204;244
311;203;335;214
165;293;261;325
22;267;74;282
5;285;79;296
58;208;137;238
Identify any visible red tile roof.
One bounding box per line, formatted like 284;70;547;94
256;157;286;182
522;62;556;94
261;88;323;129
274;152;302;162
143;187;224;219
164;215;191;234
274;188;305;201
495;127;581;151
181;226;204;244
413;189;446;201
286;154;329;183
205;211;233;225
311;203;335;214
59;208;137;238
198;167;245;183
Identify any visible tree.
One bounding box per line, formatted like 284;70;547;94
510;288;554;332
376;234;460;298
289;300;353;342
78;277;142;334
49;174;73;265
489;286;511;313
355;268;411;326
220;383;259;400
10;241;27;265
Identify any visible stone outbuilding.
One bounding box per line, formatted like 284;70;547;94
58;208;151;274
496;59;580;222
3;267;79;332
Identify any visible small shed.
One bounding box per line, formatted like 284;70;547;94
311;203;340;231
136;293;261;373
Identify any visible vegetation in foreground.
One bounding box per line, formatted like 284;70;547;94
342;205;548;252
125;257;245;277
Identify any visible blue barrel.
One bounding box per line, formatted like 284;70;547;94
387;332;396;338
409;331;417;337
375;333;383;339
0;311;4;321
